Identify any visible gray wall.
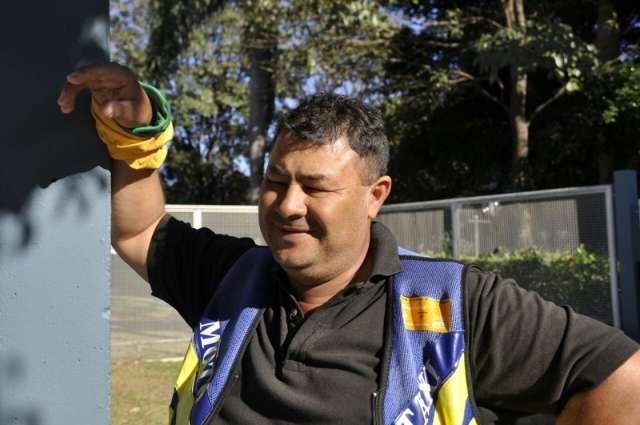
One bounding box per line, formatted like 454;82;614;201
0;2;110;424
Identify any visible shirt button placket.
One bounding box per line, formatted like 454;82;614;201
289;308;301;326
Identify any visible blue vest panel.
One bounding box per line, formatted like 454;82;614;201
385;249;476;425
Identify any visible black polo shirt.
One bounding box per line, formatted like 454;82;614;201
147;215;638;424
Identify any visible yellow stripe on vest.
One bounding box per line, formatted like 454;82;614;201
431;356;476;425
400;296;451;332
169;342;199;425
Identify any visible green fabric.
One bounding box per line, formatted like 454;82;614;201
128;82;172;136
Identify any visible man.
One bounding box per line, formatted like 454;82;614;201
58;63;640;425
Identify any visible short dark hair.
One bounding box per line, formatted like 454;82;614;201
274;93;389;182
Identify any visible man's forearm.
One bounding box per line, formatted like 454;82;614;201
111;159;166;280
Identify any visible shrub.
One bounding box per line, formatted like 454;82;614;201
440;245;613;324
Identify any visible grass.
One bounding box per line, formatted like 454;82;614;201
111;360;181;425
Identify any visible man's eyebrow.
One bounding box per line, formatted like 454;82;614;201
267;164;330;182
266;164;287;175
299;173;329;182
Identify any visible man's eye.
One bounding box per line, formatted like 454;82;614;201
304;186;325;194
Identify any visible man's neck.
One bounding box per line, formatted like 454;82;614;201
286;240;373;315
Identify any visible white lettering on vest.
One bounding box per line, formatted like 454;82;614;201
417;366;430;396
199;321;221;347
413;393;429;421
193;320;222;401
393;366;434;425
394;408;415;425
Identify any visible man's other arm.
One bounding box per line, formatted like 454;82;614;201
465;266;639;420
556;350;640;425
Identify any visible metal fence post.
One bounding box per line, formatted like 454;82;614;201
604;186;621;328
193;208;203;229
613;170;640;341
451;203;461;259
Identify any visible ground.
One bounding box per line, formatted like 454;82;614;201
112;359;181;425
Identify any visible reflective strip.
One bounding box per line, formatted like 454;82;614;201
169;341;200;425
432;356;474;425
400;295;451;332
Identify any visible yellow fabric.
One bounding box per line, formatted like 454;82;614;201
169;342;199;425
400;296;451;332
91;97;173;169
431;355;476;425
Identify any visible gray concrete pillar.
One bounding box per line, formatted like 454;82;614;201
0;2;111;424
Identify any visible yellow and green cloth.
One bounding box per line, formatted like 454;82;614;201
91;82;173;169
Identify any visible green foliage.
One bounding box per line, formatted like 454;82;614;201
146;0;225;81
460;246;613;324
473;19;598;84
110;0;640;204
588;62;640;125
385;0;640;197
112;0;398;203
163;141;250;204
529;60;640;188
110;0;150;72
111;0;251;204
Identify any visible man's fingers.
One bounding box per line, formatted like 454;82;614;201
68;63;133;86
59;63;150;126
57;81;86;113
92;87;118;105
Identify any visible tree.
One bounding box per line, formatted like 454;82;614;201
117;0;394;203
245;5;277;202
386;0;600;190
111;0;250;204
592;0;640;182
111;0;640;205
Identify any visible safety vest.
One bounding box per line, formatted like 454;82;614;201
168;246;478;425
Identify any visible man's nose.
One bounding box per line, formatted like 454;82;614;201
277;184;307;219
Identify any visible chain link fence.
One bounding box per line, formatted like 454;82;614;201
378;186;619;326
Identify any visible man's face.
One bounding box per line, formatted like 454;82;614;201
258;133;383;286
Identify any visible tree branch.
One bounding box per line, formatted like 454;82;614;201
529;85;567;122
477;86;510;115
424;15;504;31
461;16;505;30
600;55;624;68
502;0;515;29
514;0;526;31
417;38;461;49
452;70;510;114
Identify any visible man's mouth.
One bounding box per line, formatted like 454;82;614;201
278;226;310;233
273;224;314;242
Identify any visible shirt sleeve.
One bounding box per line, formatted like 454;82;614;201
463;265;639;418
147;214;256;328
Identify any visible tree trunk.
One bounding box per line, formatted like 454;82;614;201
503;0;531;189
595;0;620;183
509;74;529;188
247;29;277;203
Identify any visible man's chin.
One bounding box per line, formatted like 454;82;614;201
271;248;314;271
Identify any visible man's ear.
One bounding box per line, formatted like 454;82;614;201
367;176;392;219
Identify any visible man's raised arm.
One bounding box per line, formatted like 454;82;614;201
58;63;167;281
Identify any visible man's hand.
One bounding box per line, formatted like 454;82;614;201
57;63;166;282
57;63;153;128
